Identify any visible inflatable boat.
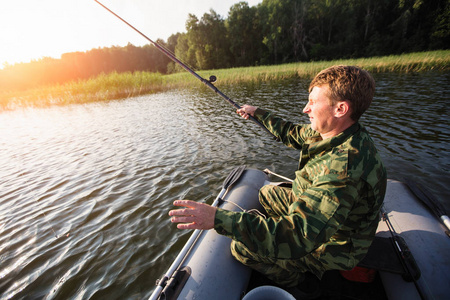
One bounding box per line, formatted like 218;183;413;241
150;167;450;300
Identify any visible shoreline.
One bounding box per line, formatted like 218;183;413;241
1;50;449;111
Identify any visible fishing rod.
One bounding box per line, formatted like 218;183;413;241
93;0;277;140
381;209;425;299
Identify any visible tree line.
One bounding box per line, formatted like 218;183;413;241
1;0;448;92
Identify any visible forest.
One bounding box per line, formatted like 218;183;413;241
1;0;448;92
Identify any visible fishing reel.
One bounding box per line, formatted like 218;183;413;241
208;75;217;83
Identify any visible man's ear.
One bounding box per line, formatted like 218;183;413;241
334;101;351;118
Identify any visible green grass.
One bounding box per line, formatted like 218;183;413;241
1;50;449;111
207;50;450;84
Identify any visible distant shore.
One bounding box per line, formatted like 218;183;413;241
1;50;449;111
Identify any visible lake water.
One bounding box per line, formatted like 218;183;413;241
1;72;449;299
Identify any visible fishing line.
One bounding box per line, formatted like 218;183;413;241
34;196;59;239
20;172;60;239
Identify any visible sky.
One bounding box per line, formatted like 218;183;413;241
0;0;262;67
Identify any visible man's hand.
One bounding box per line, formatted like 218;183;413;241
236;104;257;120
169;200;217;230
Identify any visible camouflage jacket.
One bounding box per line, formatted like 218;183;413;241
214;108;387;275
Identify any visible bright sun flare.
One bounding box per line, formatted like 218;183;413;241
0;0;262;67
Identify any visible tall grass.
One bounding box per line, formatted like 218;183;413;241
0;72;168;110
1;50;449;111
208;50;450;85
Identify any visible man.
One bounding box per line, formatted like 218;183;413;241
169;65;387;295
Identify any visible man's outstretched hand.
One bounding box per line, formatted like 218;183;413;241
169;200;217;230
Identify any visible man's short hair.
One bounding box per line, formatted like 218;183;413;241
309;65;375;121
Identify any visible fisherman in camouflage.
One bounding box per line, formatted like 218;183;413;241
169;65;387;294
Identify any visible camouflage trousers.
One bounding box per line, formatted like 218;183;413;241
230;184;322;288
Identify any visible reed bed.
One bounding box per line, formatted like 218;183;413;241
208;50;450;85
1;50;448;111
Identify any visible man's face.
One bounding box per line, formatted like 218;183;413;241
303;85;338;136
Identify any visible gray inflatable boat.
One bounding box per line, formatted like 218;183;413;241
150;167;450;300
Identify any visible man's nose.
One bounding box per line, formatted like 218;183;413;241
303;103;310;114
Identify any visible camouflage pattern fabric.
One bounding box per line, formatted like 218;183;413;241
214;108;387;287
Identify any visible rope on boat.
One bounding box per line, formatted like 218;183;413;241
221;199;267;219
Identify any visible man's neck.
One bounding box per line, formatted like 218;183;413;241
320;120;356;140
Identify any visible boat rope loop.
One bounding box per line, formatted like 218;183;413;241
221;198;267;219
